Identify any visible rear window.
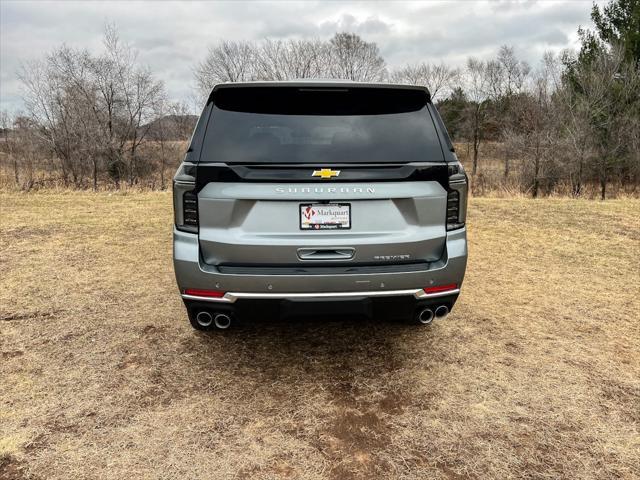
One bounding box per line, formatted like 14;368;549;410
200;87;444;164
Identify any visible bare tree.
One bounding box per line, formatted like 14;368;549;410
2;115;46;191
328;33;386;81
152;100;194;189
480;46;532;179
390;62;459;100
548;51;592;196
168;101;197;140
101;25;165;187
464;57;491;176
46;45;104;188
194;40;256;97
497;46;531;96
20;52;90;187
0;110;19;185
194;33;387;94
254;39;329;81
19;24;165;190
563;45;640;199
506;57;560;197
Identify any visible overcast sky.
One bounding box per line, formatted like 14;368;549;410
1;0;602;114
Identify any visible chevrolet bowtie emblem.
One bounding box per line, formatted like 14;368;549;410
312;168;341;179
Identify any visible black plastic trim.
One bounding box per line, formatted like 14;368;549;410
195;163;450;192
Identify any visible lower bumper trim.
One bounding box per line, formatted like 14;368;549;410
181;288;460;304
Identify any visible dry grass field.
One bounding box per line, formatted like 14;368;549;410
1;191;639;480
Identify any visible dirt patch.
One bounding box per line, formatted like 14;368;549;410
117;353;149;370
0;311;60;322
377;391;409;415
327;410;389;451
320;410;392;480
1;351;24;359
1;226;52;240
0;455;28;480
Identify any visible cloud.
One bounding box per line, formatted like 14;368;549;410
0;0;599;113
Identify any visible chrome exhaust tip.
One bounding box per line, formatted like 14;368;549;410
435;305;449;319
195;311;213;328
213;313;232;330
417;308;434;325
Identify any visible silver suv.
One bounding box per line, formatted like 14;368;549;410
173;81;467;330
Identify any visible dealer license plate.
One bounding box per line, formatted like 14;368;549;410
300;203;351;230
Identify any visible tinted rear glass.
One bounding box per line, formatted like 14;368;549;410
200;87;444;164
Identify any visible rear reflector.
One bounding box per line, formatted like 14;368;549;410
183;289;226;298
423;284;458;294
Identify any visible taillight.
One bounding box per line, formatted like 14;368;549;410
175;189;198;233
446;161;467;231
174;162;198;233
182;191;198;229
447;190;460;226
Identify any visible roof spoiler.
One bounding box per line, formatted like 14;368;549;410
207;81;431;104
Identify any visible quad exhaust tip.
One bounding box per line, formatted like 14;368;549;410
417;305;449;325
195;311;213;328
417;308;434;325
214;313;232;330
195;311;232;329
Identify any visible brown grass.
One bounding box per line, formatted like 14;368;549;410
1;191;639;480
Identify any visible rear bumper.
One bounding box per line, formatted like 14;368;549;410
183;292;460;322
182;287;460;303
173;227;467;299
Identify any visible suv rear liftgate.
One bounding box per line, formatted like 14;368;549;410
173;82;468;330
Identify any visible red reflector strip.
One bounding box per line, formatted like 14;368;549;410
184;288;225;298
423;283;458;294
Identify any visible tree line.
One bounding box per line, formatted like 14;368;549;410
1;0;638;198
2;25;196;190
